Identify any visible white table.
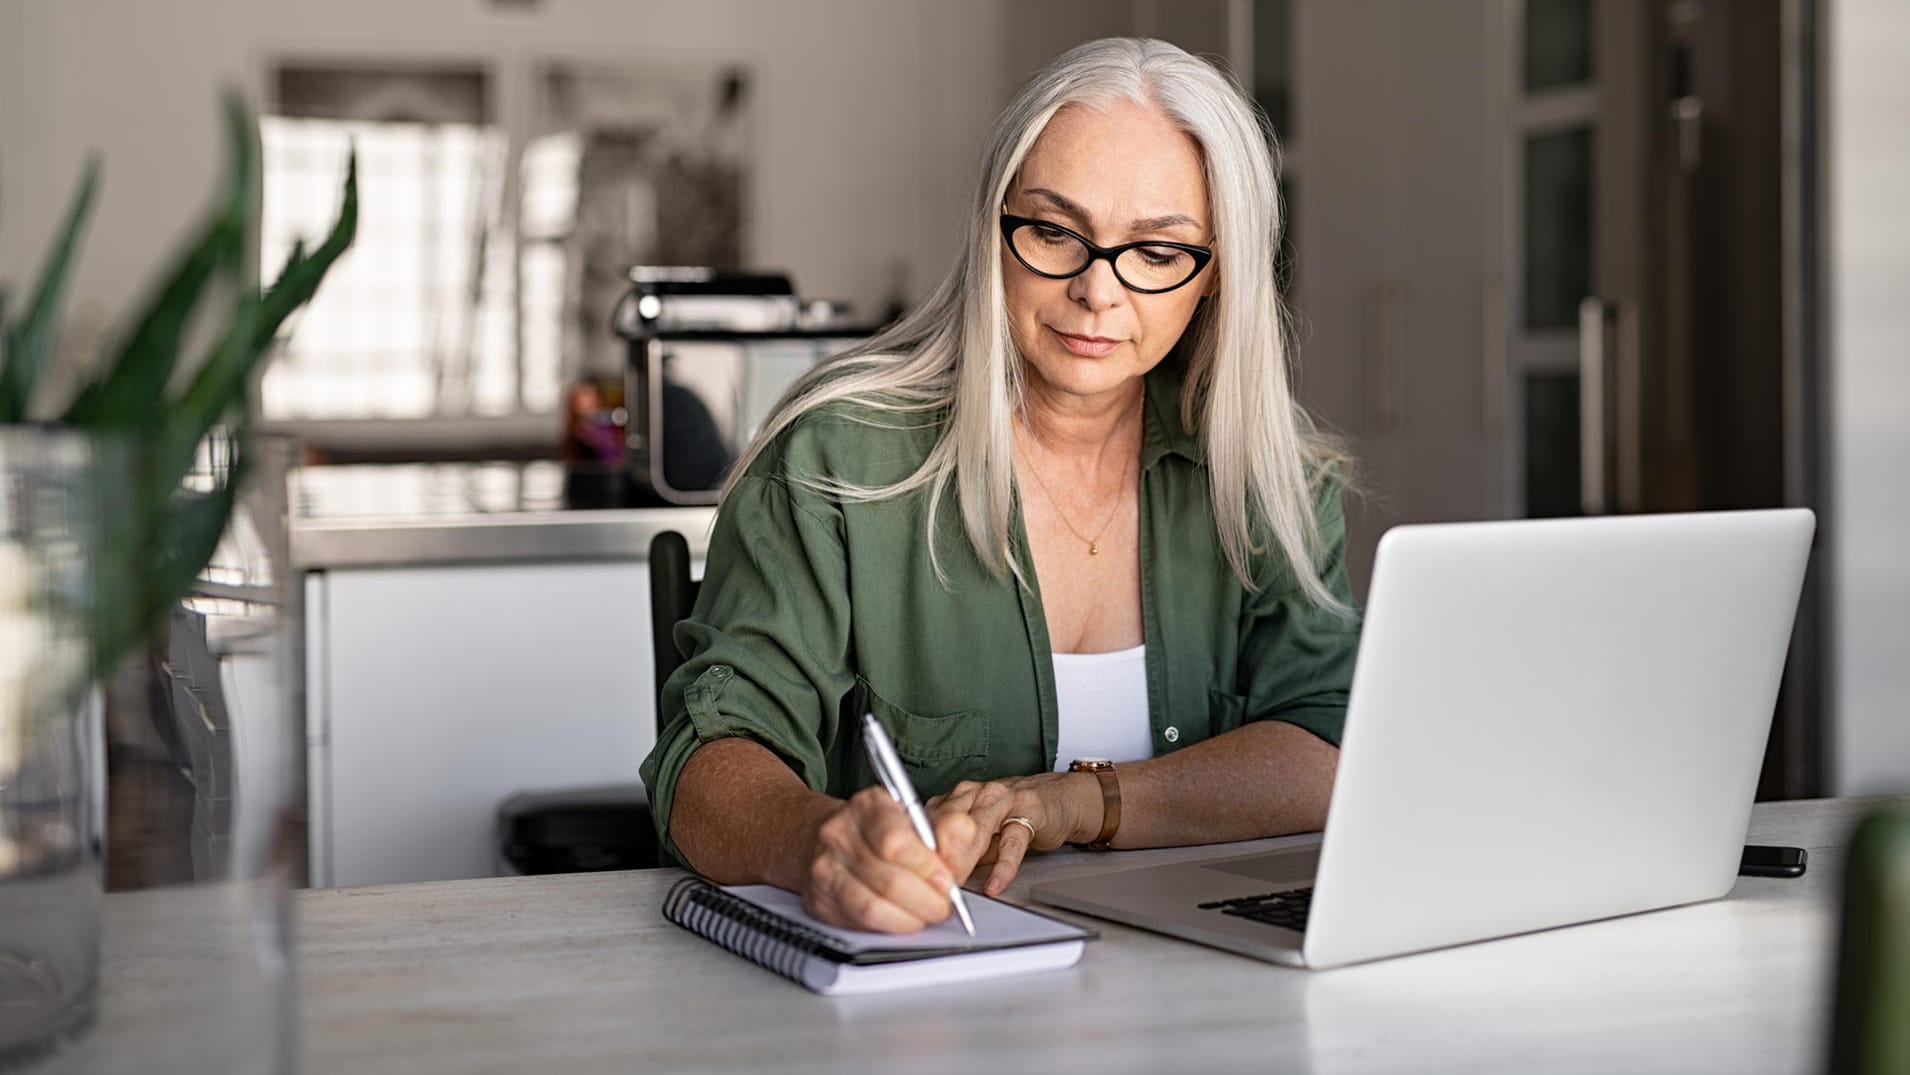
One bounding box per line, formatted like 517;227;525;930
83;796;1895;1073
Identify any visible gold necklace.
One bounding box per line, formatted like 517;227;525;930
1016;385;1143;557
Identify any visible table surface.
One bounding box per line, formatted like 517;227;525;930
83;796;1896;1074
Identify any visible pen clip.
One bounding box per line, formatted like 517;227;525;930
862;713;908;802
872;758;907;805
867;714;924;809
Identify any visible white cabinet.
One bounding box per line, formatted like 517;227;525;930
304;561;660;888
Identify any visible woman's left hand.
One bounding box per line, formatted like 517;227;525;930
925;772;1101;896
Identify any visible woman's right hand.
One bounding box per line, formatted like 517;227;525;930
798;786;979;933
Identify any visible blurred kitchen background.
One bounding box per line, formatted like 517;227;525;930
1;0;1904;889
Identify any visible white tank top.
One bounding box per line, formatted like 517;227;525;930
1050;644;1152;770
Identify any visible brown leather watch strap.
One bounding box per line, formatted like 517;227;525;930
1069;759;1121;850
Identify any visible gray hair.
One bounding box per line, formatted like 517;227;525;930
724;37;1351;611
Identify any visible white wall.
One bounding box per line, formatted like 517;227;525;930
0;0;22;304
0;0;1004;337
1828;0;1910;795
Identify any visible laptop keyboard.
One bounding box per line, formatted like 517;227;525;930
1199;886;1313;932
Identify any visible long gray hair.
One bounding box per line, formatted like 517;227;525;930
724;37;1350;611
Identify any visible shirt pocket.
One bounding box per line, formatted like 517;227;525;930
852;677;992;797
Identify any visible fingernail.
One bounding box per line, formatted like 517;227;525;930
933;873;953;890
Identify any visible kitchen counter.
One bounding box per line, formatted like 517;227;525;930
289;461;717;569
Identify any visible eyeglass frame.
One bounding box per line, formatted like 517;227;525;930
997;212;1215;295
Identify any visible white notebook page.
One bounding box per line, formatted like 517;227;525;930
724;884;1091;953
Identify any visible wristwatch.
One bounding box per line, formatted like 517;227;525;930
1068;758;1121;851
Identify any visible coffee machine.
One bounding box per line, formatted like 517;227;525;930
613;267;868;505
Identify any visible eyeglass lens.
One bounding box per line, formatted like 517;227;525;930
1010;222;1203;292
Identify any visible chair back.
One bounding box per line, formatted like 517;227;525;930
648;530;701;735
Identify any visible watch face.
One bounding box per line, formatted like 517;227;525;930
1070;757;1114;770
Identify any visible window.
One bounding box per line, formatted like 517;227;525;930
259;60;750;441
261;114;517;418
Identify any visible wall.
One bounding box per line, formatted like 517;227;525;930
0;0;21;305
1000;0;1235;95
0;0;1003;343
1827;0;1910;794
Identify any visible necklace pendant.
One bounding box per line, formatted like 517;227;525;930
1089;541;1100;556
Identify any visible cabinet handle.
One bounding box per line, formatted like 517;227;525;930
1482;279;1507;433
1672;96;1704;173
1578;296;1641;515
1614;300;1643;514
1579;298;1609;515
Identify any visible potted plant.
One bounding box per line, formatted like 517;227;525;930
0;91;355;1065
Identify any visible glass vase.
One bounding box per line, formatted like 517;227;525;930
2;430;304;1073
0;428;111;1069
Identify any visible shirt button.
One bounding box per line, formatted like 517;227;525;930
1164;726;1180;744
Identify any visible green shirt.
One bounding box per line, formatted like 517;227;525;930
639;362;1362;863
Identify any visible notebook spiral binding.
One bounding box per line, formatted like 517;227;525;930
664;877;842;984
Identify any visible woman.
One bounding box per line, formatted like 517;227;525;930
639;37;1359;933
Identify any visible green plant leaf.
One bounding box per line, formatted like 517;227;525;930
48;94;354;681
272;239;308;296
63;214;244;427
88;504;151;681
64;96;256;427
167;150;356;472
0;156;101;422
90;443;252;679
250;149;357;351
149;290;263;501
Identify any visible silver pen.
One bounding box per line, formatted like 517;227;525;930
860;711;978;936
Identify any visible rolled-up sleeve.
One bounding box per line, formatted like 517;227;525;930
638;469;856;865
1237;477;1362;746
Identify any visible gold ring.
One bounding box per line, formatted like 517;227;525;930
1001;816;1037;841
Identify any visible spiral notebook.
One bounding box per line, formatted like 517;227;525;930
663;877;1096;995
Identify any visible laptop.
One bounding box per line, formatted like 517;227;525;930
1031;509;1815;970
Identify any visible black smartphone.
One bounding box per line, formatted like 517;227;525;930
1739;844;1808;878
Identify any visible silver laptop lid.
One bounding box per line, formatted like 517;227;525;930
1303;509;1814;968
